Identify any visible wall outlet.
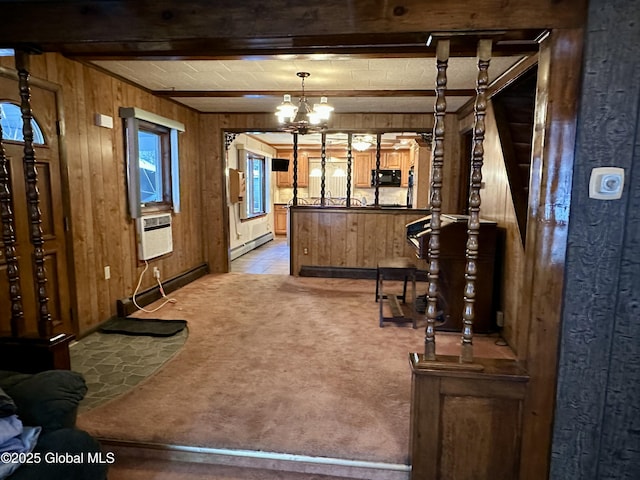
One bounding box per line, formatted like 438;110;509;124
104;266;111;280
303;247;309;255
496;311;504;328
153;266;161;279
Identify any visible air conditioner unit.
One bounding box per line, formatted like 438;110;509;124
136;213;173;261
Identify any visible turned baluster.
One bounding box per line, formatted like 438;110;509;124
16;51;53;338
374;133;381;206
292;133;298;206
346;133;352;207
425;39;450;360
460;39;492;363
320;133;326;206
0;120;25;337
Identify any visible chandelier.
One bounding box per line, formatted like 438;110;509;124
275;72;333;135
352;134;374;151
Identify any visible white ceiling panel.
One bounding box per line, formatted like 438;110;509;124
173;96;471;114
92;54;525;113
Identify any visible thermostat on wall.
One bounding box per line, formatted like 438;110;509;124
589;167;624;200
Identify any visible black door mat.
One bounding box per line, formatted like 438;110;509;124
99;318;187;337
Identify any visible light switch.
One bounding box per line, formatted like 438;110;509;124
589;167;624;200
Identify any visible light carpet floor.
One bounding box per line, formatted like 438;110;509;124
78;273;513;466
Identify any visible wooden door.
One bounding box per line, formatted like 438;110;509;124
0;75;73;336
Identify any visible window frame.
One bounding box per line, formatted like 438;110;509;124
245;153;267;218
236;146;271;220
137;120;172;207
120;107;184;218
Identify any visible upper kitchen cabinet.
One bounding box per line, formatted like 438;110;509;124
276;150;309;188
381;150;404;169
354;152;373;188
401;150;413;187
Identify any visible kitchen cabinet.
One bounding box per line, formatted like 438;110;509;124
273;204;288;235
276;148;410;190
401;150;413;187
276;150;308;188
382;150;404;169
354;152;373;187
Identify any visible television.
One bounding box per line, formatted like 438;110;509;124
271;158;290;172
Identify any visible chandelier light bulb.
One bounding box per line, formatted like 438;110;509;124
276;93;297;123
307;111;322;125
313;97;334;120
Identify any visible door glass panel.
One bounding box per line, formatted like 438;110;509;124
0;102;45;144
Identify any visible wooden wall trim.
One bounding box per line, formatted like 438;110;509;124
518;28;584;480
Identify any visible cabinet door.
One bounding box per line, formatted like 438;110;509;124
401;150;412;187
383;150;403;169
276;153;292;187
296;152;309;188
354;152;373;187
274;204;288;235
276;158;293;188
276;151;308;188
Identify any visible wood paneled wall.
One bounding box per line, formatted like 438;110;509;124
1;53;205;335
289;207;430;273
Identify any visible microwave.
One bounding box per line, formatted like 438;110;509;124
371;169;402;187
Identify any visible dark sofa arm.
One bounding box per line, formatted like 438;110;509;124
0;370;87;432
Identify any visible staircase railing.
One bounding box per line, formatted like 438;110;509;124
409;36;530;480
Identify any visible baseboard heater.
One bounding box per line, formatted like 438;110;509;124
230;232;274;261
117;263;209;317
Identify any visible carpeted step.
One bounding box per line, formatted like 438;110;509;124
108;457;356;480
103;441;409;480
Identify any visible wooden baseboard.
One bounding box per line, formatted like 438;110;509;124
117;263;209;317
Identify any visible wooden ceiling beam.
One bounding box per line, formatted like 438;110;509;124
0;1;586;56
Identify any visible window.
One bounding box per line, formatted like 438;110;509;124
246;153;267;217
0;102;45;144
120;107;184;218
236;147;270;220
138;121;170;204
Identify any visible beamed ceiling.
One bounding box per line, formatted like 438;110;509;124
80;31;542;118
0;1;583;146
